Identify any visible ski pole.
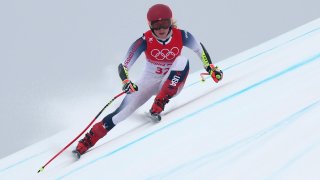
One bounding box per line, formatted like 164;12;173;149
37;91;125;173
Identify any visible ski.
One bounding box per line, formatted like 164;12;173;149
72;150;82;159
145;111;162;122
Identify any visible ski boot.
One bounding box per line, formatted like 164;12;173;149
73;121;108;158
149;95;170;121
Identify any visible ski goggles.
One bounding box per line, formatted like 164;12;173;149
150;19;172;30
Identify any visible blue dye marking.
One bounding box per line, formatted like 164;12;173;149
149;100;320;179
0;150;47;173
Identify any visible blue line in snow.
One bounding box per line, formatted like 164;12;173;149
0;150;47;173
266;134;320;179
149;99;320;179
57;52;320;179
185;26;320;88
221;26;320;72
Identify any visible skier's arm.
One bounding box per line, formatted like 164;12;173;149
118;64;138;94
121;36;146;70
118;36;147;93
181;30;223;83
199;42;223;83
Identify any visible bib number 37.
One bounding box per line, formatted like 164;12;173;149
155;67;170;75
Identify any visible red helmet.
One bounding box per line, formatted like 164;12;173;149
147;4;172;26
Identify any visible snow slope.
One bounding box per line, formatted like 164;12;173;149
1;18;320;180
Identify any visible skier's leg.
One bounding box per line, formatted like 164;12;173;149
150;56;190;115
75;73;159;154
74;121;108;156
102;86;156;127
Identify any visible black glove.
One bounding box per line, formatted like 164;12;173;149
122;79;138;94
207;64;223;83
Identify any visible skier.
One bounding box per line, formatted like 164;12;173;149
73;4;223;156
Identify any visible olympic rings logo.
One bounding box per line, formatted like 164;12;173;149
150;47;180;61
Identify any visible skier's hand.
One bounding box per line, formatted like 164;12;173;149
122;79;138;94
207;64;223;83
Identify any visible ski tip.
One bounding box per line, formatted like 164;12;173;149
37;166;44;173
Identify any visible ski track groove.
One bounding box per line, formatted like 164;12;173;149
266;137;320;180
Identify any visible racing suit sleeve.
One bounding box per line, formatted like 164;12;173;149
181;30;213;69
118;36;147;81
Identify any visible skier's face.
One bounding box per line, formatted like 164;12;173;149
153;28;170;39
150;19;171;40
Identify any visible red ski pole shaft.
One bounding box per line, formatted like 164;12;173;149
37;92;125;173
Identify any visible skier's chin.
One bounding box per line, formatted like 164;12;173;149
158;34;167;39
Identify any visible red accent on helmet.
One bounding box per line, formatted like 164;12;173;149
147;4;172;24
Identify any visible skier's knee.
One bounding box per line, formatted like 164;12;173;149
102;112;117;130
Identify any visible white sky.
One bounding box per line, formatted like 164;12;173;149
1;0;320;159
